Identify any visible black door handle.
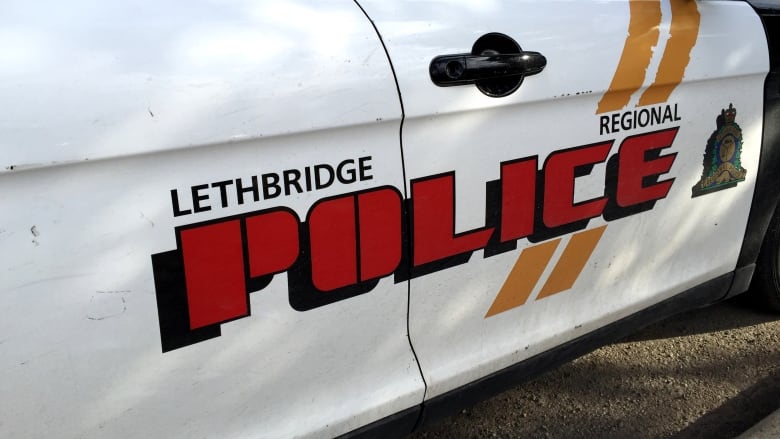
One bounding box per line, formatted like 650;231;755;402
429;33;546;97
430;52;547;86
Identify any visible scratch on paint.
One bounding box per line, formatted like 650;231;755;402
4;159;92;173
148;107;155;118
86;296;127;321
2;273;91;292
139;212;155;227
30;225;40;246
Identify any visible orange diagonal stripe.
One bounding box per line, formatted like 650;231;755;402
638;0;700;106
596;0;662;114
537;225;607;300
485;240;560;318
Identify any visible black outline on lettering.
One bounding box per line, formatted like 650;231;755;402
395;172;494;281
153;128;682;352
287;186;403;311
603;127;678;221
152;206;301;352
529;141;613;242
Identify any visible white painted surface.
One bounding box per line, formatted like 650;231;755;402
0;0;772;436
0;0;398;172
360;0;769;398
0;1;423;438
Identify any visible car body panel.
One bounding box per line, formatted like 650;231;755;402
0;0;398;171
0;1;424;438
358;0;768;398
0;0;774;437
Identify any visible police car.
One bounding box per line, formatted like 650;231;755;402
2;0;779;437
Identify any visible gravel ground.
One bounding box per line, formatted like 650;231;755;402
409;293;780;439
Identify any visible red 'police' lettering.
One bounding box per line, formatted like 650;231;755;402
180;220;247;329
308;188;403;291
616;128;678;206
500;158;537;242
156;128;680;348
310;196;359;291
543;141;613;228
357;189;403;281
246;210;300;278
412;174;494;266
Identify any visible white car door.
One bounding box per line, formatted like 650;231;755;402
357;0;768;401
0;1;423;437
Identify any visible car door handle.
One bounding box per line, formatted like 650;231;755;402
429;52;547;86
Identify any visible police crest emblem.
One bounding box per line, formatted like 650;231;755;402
692;104;747;197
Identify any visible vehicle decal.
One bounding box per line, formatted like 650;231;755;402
536;225;607;300
692;104;747;197
485;240;559;318
169;156;375;217
152;128;679;352
485;225;606;318
597;0;700;114
599;103;680;136
637;0;700;106
597;0;662;114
